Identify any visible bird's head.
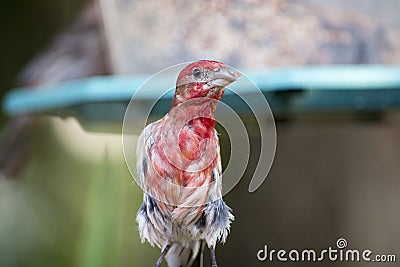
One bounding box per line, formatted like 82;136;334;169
172;60;240;107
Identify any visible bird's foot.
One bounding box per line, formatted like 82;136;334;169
210;246;218;267
154;244;171;267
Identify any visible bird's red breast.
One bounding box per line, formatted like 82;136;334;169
139;59;239;207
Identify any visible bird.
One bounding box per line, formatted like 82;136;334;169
135;60;240;267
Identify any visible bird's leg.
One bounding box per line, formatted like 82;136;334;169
154;244;171;267
210;246;218;267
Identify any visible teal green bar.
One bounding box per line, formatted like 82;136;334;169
3;65;400;115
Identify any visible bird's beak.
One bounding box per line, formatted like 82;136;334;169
209;67;241;88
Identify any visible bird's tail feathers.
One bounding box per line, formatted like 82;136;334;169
165;240;204;267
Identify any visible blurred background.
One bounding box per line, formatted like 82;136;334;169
0;0;400;266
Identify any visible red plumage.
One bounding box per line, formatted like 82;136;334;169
136;60;240;267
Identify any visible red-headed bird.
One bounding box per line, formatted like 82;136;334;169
136;60;239;267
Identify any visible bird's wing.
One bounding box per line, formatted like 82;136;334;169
137;118;183;212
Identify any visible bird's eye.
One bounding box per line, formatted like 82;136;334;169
192;68;201;78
